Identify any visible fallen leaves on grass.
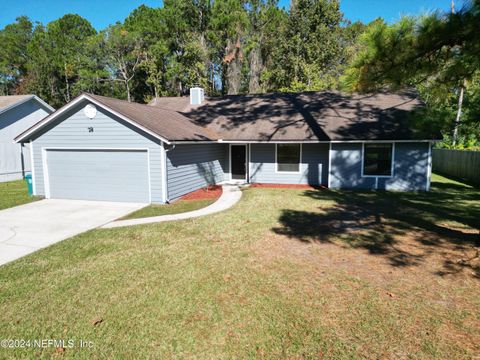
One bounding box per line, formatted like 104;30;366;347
91;317;103;326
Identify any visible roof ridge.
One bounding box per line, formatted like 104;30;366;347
87;93;187;115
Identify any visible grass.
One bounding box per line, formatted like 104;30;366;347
0;179;40;210
120;198;217;220
0;174;478;359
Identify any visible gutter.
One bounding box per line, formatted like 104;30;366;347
216;139;441;144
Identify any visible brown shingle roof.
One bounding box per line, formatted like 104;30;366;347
85;94;219;141
16;90;436;143
150;90;431;141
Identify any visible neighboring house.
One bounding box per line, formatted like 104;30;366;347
14;89;439;203
0;95;54;182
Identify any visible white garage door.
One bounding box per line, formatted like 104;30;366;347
45;149;150;203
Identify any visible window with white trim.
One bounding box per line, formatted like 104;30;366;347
276;144;301;172
363;143;393;176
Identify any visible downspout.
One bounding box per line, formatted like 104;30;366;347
20;143;26;179
163;143;176;203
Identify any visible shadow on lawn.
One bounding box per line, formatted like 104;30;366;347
272;179;480;278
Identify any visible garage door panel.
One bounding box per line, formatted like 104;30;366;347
46;149;150;203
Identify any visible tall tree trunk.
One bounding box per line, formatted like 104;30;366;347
452;79;466;146
450;0;466;147
64;63;70;102
199;32;209;87
210;62;215;94
49;77;55;100
248;45;262;94
225;39;242;95
227;61;242;95
221;62;228;96
125;80;131;102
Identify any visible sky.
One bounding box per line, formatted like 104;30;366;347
0;0;463;30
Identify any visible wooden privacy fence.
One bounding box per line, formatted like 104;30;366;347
432;149;480;186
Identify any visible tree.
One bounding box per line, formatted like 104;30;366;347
24;25;59;105
46;14;96;102
335;20;367;83
0;16;33;95
101;23;144;102
138;39;170;99
124;5;167;100
342;1;480;147
23;15;97;106
209;0;249;95
10;0;476;123
162;0;211;95
245;0;286;93
73;33;115;97
267;0;344;92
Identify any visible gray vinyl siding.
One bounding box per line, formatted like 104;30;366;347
329;143;375;189
381;142;429;190
250;143;329;185
31;99;163;203
0;99;51;182
167;143;227;200
329;142;429;191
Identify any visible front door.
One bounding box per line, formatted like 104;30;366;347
231;145;247;180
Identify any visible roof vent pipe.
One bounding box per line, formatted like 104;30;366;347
190;87;204;105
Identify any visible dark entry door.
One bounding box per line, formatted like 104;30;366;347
231;145;246;180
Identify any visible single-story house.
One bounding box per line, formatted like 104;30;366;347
14;89;438;203
0;95;54;182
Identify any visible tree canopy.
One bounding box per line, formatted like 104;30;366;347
0;0;478;147
1;0;358;106
342;0;480;149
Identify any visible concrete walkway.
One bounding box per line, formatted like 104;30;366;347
102;185;242;229
0;199;146;266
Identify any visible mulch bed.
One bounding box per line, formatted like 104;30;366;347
180;185;223;201
250;183;326;190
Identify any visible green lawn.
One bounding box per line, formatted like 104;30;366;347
121;198;217;220
0;179;40;210
0;174;478;359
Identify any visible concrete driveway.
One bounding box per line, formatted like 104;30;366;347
0;199;146;266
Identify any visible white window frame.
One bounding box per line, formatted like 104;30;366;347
248;144;252;183
160;142;167;203
361;142;395;179
426;141;432;191
327;142;332;188
275;143;302;174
